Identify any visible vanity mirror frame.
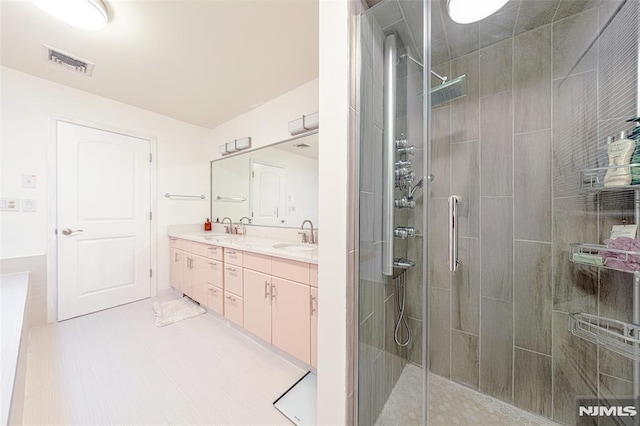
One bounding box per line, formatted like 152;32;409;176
209;129;319;229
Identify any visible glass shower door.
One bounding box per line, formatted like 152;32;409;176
356;0;426;424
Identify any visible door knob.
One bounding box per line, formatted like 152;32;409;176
61;228;83;236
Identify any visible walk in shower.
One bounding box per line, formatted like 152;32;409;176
356;0;640;424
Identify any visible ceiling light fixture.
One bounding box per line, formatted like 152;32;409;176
446;0;509;24
32;0;109;31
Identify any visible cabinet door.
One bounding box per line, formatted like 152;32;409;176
190;254;211;306
181;254;193;297
243;269;272;342
170;248;181;290
310;287;318;368
271;277;311;363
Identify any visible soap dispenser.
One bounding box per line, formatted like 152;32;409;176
604;130;636;187
204;218;212;231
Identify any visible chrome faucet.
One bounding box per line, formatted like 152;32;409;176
221;217;233;234
300;220;315;244
239;216;252;224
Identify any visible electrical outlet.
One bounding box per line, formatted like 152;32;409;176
0;198;20;212
21;174;37;189
22;199;37;212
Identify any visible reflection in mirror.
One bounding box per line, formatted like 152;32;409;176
210;132;318;228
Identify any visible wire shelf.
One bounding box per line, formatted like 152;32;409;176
580;163;640;194
570;243;640;274
569;313;640;361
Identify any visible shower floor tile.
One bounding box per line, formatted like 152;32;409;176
375;364;558;426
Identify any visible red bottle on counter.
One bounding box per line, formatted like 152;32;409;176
204;218;212;231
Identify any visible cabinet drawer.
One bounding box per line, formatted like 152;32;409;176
224;265;243;296
206;259;224;288
169;237;181;249
191;242;223;261
224;291;243;326
207;284;223;315
272;257;310;284
170;237;190;251
224;249;243;266
310;263;318;288
243;252;271;274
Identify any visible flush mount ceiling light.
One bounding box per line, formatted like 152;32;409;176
447;0;509;24
32;0;109;31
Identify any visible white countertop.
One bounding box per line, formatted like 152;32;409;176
168;231;318;264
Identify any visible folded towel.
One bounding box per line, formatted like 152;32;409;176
602;237;640;272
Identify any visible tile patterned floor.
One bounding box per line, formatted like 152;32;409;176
21;294;304;425
376;364;559;426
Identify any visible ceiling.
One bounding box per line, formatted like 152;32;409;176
0;0;319;128
367;0;608;65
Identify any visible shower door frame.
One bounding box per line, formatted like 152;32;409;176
421;0;431;424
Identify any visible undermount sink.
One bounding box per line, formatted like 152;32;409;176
272;243;317;252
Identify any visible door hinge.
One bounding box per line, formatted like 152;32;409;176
150;212;152;220
54;229;58;235
149;153;153;162
150;269;153;278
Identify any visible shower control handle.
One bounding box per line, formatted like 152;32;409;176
395;167;412;178
394;227;415;239
395;137;408;149
395;197;416;209
397;145;416;156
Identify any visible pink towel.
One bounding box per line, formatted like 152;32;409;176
602;237;640;271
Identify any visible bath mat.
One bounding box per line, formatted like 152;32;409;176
153;297;206;327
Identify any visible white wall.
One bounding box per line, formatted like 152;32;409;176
207;78;319;160
0;67;210;296
317;0;349;424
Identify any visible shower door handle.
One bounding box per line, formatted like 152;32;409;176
448;195;462;272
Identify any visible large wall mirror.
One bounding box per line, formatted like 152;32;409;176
210;131;319;228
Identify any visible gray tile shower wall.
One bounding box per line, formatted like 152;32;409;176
426;2;639;425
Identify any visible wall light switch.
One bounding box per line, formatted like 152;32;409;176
22;174;37;189
22;199;37;212
1;198;20;212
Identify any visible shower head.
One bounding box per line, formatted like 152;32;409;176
431;74;468;107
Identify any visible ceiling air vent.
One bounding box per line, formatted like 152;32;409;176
42;45;94;76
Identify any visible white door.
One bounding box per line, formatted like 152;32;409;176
57;122;151;321
251;162;285;225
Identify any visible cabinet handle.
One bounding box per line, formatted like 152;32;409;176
170;237;177;241
227;267;237;273
187;257;190;269
174;252;179;262
271;284;277;300
208;285;217;293
310;294;316;315
227;250;236;255
226;295;236;302
208;247;216;251
208;262;216;267
264;281;270;298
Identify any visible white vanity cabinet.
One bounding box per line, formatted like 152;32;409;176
169;237;318;366
243;251;315;364
169;238;224;308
